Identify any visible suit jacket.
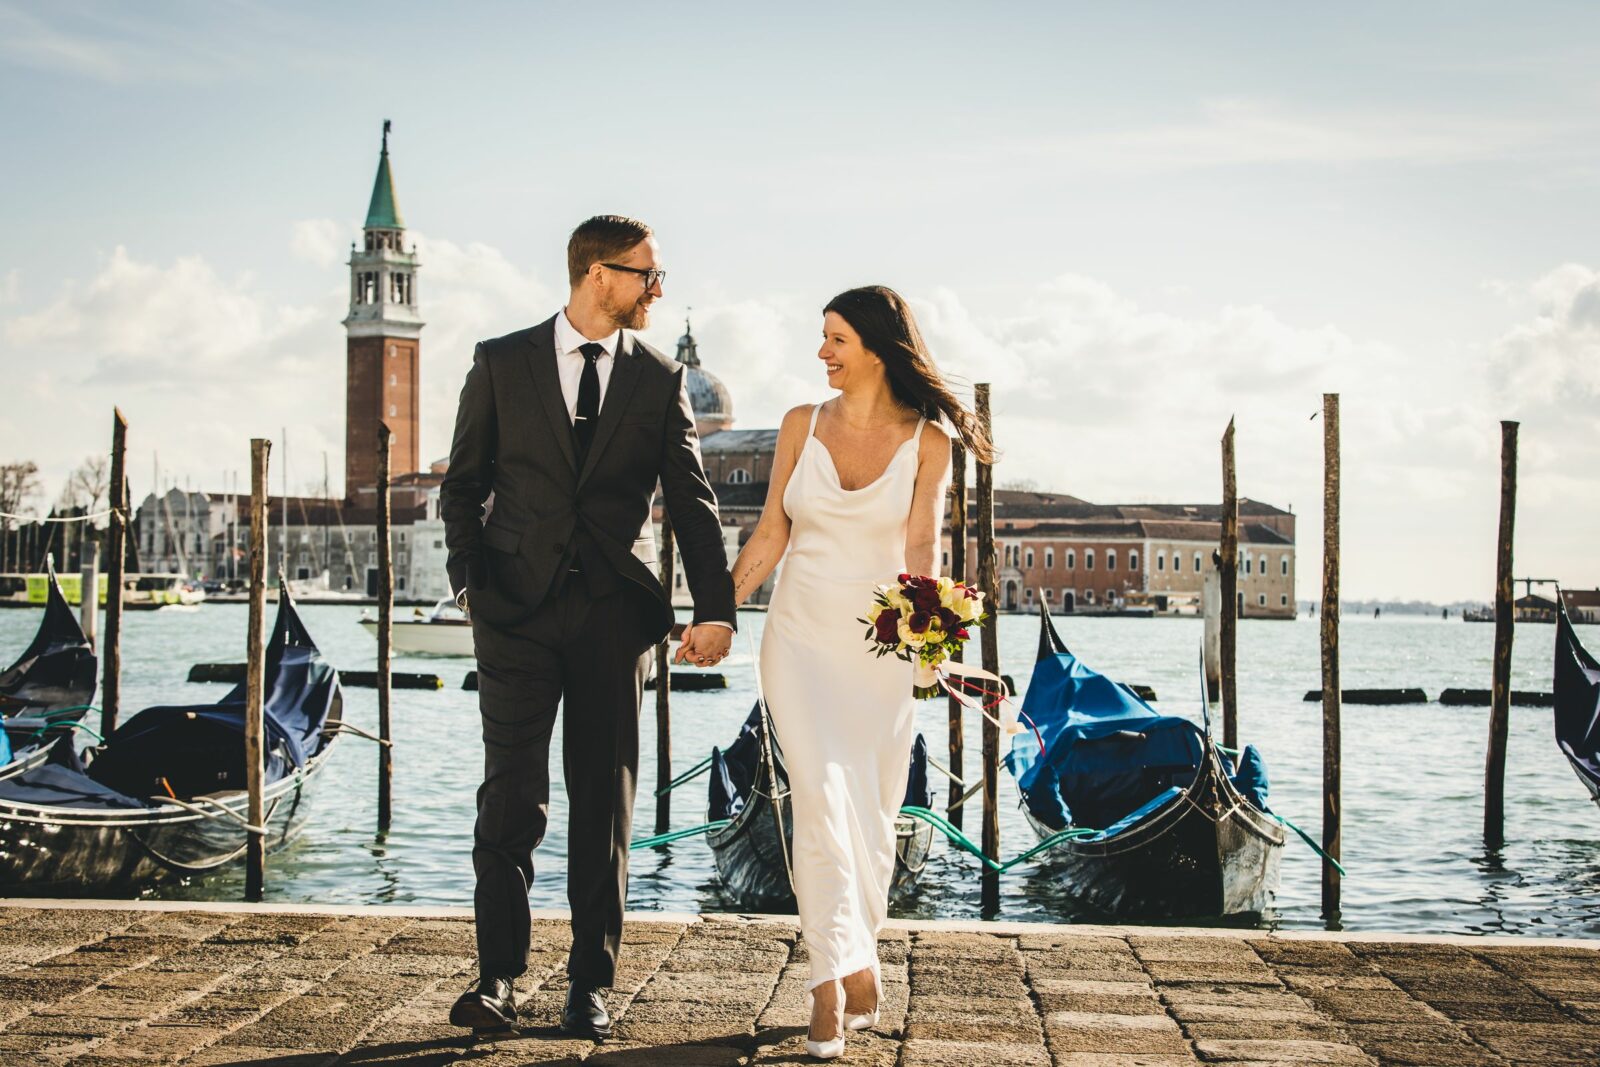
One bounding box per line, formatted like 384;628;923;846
439;315;736;640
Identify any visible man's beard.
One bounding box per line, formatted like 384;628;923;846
607;297;650;331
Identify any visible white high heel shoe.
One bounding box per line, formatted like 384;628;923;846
843;964;881;1032
804;984;846;1060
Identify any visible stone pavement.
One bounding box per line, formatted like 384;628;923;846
1;901;1598;1066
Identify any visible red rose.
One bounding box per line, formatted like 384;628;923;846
911;584;941;612
873;609;901;644
908;611;932;634
954;627;970;640
897;572;912;583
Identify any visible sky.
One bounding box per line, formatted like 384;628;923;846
1;2;1597;602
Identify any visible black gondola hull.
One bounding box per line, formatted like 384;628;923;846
707;740;933;912
0;741;334;893
1021;771;1284;917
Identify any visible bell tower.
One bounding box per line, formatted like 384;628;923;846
344;119;423;500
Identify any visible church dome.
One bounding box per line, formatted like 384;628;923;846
677;318;733;435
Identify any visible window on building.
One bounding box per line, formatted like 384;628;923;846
434;540;443;549
1084;589;1095;604
1025;587;1034;604
1281;594;1289;607
388;404;397;417
398;552;407;568
1258;593;1267;606
1025;548;1034;568
1045;548;1054;569
369;531;377;544
1066;550;1076;570
1129;550;1139;571
1157;553;1165;572
727;468;751;485
1281;556;1289;576
1244;554;1252;575
1107;549;1117;571
1085;549;1095;571
397;575;407;591
398;531;407;544
390;374;397;386
1043;588;1053;600
1194;551;1202;572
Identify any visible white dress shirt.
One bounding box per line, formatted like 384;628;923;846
553;308;620;422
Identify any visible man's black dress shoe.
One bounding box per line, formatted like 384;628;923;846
561;983;612;1040
449;975;517;1030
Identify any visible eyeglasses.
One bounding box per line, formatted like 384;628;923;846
600;263;667;289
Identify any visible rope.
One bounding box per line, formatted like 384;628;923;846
0;508;116;524
629;820;730;850
654;754;714;798
899;805;1100;872
1275;813;1347;877
25;719;105;744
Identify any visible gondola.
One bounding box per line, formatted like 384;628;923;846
0;582;343;893
1;561;97;754
706;703;935;911
1004;605;1284;917
1555;600;1600;809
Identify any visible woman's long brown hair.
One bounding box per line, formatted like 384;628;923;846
823;285;997;463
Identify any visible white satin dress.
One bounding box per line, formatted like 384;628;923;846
761;403;923;990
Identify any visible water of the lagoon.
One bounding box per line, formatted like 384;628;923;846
3;603;1597;938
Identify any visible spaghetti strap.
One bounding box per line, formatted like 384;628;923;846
807;402;822;437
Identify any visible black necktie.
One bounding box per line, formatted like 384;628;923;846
574;342;603;457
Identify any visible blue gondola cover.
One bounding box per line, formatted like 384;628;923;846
1556;605;1600;796
1006;639;1269;831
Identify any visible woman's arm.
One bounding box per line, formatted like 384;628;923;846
729;404;812;607
905;421;953;577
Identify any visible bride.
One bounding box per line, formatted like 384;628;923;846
726;285;996;1059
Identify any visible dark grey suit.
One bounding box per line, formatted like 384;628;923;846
440;314;735;986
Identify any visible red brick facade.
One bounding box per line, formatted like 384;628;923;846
345;335;420;498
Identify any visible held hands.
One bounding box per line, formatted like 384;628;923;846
673;622;731;668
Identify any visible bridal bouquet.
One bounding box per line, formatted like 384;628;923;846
860;574;986;699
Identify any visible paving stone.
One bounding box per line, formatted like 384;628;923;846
1190;1037;1375;1063
1462;1021;1600;1062
900;1038;1052;1066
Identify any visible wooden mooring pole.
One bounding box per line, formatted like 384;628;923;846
244;438;270;902
974;384;1001;914
1485;420;1518;850
1320;394;1342;924
101;409;128;736
1219;418;1239;751
376;425;394;834
655;514;676;836
947;440;968;829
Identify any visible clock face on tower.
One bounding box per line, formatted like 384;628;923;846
343;123;423;501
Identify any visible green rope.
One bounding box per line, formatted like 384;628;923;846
25;720;104;744
1275;814;1347;877
40;704;101;719
900;806;1102;871
653;754;715;798
629;820;730;850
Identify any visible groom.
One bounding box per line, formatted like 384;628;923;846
440;215;735;1038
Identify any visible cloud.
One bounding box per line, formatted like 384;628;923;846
290;219;351;269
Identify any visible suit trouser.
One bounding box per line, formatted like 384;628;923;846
469;577;654;987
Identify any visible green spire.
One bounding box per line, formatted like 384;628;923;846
364;119;403;229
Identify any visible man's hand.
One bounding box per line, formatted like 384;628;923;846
674;622;731;668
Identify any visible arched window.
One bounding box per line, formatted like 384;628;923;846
1045;547;1054;569
1066;550;1076;570
726;468;751;485
1085;549;1095;571
1107;549;1117;571
1129;550;1139;571
1194;551;1202;572
1281;556;1289;576
1025;548;1034;568
1156;553;1165;572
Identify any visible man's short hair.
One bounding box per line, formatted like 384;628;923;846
567;215;653;286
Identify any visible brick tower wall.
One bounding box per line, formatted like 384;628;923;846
345;335;420;498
